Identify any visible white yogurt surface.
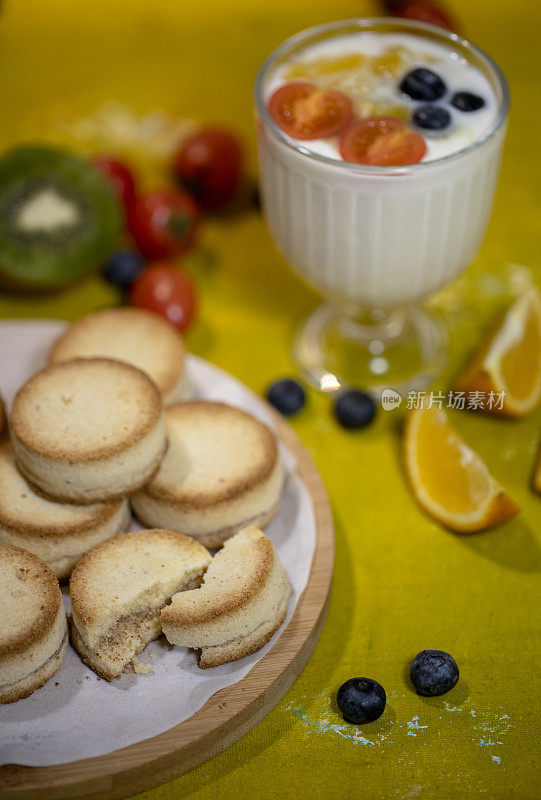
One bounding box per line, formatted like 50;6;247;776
265;32;498;162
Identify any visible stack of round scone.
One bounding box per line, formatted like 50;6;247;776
0;442;130;579
10;357;167;504
131;401;284;548
161;526;291;668
69;526;290;677
69;529;212;680
1;308;291;703
48;307;191;403
0;544;67;704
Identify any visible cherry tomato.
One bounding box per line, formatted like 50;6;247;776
268;82;353;140
128;190;200;260
130;262;196;332
339;117;426;166
389;0;457;31
91;155;137;218
173;128;243;212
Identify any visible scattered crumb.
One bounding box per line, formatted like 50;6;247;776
130;656;154;675
85;676;90;680
76;679;83;685
54;682;59;686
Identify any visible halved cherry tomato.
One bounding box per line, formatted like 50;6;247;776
268;82;353;140
173;128;243;212
339;117;426;166
389;0;457;31
130;262;196;332
91;155;137;218
128;190;200;260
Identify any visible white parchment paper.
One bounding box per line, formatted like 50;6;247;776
0;321;316;767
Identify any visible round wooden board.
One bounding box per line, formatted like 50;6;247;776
0;410;334;800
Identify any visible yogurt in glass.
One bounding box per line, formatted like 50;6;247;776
254;19;509;393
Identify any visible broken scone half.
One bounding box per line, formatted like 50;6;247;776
69;529;211;680
161;526;291;668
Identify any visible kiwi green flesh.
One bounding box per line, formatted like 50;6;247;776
0;146;121;290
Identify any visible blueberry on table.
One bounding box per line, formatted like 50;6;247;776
412;104;451;131
410;649;459;696
400;68;447;101
103;249;145;287
334;390;376;429
451;91;486;112
266;378;306;416
337;678;387;724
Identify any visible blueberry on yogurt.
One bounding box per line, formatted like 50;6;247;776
412;105;451;132
400;68;447;102
451;91;486;112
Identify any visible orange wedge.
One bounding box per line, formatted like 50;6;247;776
404;406;520;532
455;286;541;418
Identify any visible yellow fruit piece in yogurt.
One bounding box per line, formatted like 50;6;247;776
286;53;366;79
369;46;408;77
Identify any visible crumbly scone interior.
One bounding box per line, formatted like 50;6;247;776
72;569;205;679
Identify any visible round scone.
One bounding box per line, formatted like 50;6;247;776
10;357;167;504
161;526;291;668
70;529;211;680
48;308;190;403
0;544;68;704
0;442;130;579
131;401;284;549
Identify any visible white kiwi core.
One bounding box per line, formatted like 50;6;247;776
16;189;80;233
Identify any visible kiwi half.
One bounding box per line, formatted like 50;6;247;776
0;145;121;291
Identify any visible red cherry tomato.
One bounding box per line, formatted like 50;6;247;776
130;262;196;332
91;155;137;217
128;190;200;260
173;128;243;212
268;82;353;140
339;117;426;166
391;0;457;31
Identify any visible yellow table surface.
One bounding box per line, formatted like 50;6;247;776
0;1;540;798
